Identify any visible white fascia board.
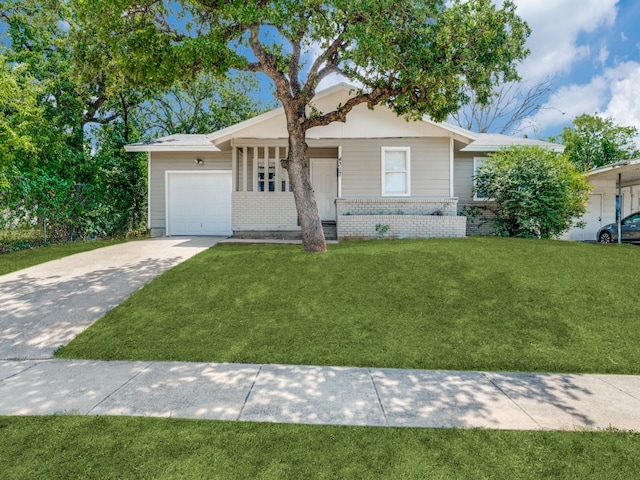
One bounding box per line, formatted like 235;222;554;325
460;144;565;153
124;145;221;152
460;138;565;153
421;118;479;142
587;158;640;181
205;107;286;144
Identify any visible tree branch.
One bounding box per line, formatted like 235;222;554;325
304;87;393;130
248;26;291;102
303;34;346;101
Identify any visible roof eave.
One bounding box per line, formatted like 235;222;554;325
460;145;565;153
124;145;221;153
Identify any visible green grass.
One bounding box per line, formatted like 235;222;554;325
58;237;640;374
0;416;638;479
0;238;127;276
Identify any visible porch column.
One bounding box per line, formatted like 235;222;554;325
232;146;237;192
242;147;248;192
252;147;258;192
449;137;455;198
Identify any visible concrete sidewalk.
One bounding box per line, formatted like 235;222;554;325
1;359;639;431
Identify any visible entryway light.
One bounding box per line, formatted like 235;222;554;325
195;158;204;165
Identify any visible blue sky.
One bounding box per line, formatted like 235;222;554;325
503;0;640;139
256;1;640;141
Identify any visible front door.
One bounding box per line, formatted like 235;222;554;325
311;159;337;221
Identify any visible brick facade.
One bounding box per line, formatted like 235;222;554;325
336;198;465;239
232;192;299;231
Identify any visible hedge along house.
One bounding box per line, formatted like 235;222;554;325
125;83;564;240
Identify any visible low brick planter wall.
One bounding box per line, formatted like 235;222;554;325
337;214;467;239
336;197;458;216
335;197;466;239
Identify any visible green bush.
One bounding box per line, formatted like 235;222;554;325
475;146;591;238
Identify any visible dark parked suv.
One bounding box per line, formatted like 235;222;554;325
597;212;640;243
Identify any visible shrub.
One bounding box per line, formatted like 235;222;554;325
474;146;591;238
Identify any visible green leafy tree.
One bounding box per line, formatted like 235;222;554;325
551;114;640;172
75;0;530;252
474;146;591;238
0;0;152;239
0;56;44;172
136;74;270;137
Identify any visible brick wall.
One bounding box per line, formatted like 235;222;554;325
232;192;299;231
335;198;465;239
457;201;496;236
337;214;466;239
336;197;458;216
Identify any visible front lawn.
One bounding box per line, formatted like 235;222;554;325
58;238;640;374
1;416;638;480
0;238;127;276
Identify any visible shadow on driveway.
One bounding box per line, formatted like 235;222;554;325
0;237;221;360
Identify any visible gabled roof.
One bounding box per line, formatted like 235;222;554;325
460;133;564;153
123;83;563;153
125;134;221;152
206;82;479;145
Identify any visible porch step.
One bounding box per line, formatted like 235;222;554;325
322;221;337;240
231;222;337;241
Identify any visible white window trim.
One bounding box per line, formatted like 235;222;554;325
381;147;411;196
473;157;493;201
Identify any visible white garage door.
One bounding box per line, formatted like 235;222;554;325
166;171;232;236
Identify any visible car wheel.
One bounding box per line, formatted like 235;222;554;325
599;231;613;243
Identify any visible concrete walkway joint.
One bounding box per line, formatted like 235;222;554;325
1;359;640;431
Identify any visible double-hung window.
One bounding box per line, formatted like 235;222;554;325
473;157;491;201
382;147;410;196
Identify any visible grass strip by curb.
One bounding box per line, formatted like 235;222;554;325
1;416;638;480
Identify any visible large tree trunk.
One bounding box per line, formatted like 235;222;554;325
284;131;327;253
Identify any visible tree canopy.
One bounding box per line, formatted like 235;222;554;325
76;0;531;252
474;146;591;239
137;74;270;137
0;0;263;245
551;113;640;172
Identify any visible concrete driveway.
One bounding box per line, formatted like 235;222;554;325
0;237;222;360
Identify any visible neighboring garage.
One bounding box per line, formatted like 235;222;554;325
566;159;640;241
166;171;232;236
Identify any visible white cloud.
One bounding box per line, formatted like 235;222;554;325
597;46;610;66
524;77;608;134
514;0;618;81
521;61;640;139
604;62;640;133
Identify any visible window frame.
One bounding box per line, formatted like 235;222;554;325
473;157;493;201
381;147;411;197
